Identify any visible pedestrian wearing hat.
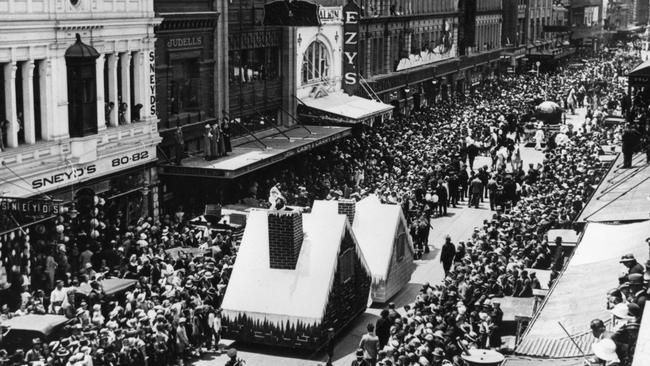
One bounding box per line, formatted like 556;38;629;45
375;310;391;349
626;273;647;311
440;236;456;277
469;175;483;208
620;254;644;283
351;348;371;366
225;348;245;366
203;124;214;160
25;338;44;363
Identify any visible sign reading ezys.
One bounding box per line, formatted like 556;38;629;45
342;0;361;94
0;146;157;197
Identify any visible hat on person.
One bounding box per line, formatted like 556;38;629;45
32;338;42;345
356;349;364;358
619;254;636;263
56;347;71;358
627;303;642;318
610;303;633;319
592;338;619;362
226;348;237;358
432;347;445;357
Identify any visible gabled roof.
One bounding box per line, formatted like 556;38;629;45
221;210;363;326
353;196;412;283
312;196;413;283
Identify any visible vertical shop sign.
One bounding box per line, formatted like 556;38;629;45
342;0;360;94
149;51;157;116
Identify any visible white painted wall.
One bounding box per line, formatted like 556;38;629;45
295;22;344;100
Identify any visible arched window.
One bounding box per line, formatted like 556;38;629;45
301;41;329;84
65;34;99;137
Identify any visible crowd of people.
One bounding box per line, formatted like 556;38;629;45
0;47;647;366
0;198;240;366
586;251;649;366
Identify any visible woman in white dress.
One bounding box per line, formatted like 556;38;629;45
534;128;545;151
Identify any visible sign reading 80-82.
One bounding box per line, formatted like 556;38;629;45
111;151;150;167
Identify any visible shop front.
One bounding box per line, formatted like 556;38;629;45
0;144;159;223
154;12;221;156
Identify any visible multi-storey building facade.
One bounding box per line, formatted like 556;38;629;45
0;0;161;223
154;0;227;155
570;0;605;48
228;0;288;130
356;0;460;110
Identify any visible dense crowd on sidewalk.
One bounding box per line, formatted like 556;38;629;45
585;252;649;366
0;48;645;366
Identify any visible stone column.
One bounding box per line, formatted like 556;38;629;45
107;53;118;127
21;60;36;144
95;54;106;131
132;51;144;122
38;59;53;141
120;52;132;124
3;62;18;148
52;56;69;139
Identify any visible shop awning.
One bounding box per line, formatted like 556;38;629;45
516;221;650;358
629;59;650;86
577;153;650;222
299;92;394;125
160;125;352;179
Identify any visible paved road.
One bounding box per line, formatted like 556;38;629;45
195;147;545;366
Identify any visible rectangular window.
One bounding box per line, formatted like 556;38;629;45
396;226;407;262
170;58;200;115
229;47;280;85
339;248;354;283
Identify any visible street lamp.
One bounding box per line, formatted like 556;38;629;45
535;61;541;76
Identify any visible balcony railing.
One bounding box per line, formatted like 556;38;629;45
0;121;160;174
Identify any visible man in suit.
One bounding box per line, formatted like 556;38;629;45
620;254;644;282
173;125;184;165
435;181;448;216
470;175;483;208
440;236;456;277
622;123;641;168
448;172;460;208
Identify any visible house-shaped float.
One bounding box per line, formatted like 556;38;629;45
312;196;416;303
220;209;371;350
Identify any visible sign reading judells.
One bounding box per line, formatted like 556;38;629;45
342;0;361;94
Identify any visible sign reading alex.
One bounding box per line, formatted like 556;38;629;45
0;146;157;198
0;197;63;215
342;0;361;94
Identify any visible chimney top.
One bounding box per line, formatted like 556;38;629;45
338;199;356;225
267;210;304;270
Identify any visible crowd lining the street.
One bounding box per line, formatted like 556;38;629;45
0;49;647;366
